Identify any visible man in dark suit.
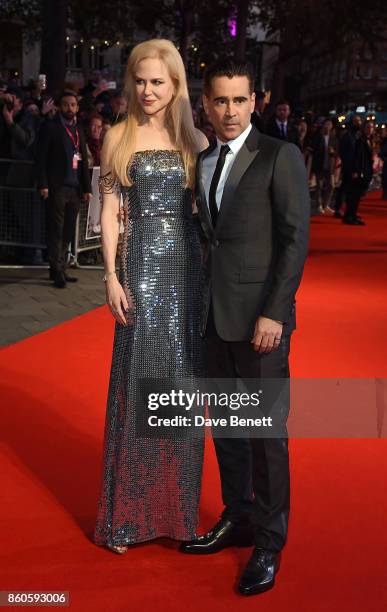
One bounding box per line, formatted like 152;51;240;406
180;60;310;596
37;91;92;288
343;120;374;226
250;90;267;132
334;114;363;221
265;99;301;148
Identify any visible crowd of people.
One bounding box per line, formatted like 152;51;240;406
1;72;387;278
0;75;130;281
0;74;128;176
246;96;387;225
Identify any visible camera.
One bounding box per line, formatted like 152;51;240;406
38;74;47;90
5;98;14;111
0;95;15;112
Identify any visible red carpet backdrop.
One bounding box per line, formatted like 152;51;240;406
1;192;387;611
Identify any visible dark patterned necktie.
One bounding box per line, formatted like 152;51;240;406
209;144;230;227
280;123;286;139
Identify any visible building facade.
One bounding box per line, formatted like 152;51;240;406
261;34;387;114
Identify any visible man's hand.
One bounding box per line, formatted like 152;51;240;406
42;97;55;115
40;188;49;199
2;95;15;125
92;80;109;98
251;316;283;354
83;192;93;202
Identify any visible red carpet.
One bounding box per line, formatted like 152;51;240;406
1;192;387;611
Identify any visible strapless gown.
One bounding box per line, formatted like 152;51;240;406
94;150;204;546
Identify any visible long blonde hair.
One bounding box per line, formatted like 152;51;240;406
106;39;199;188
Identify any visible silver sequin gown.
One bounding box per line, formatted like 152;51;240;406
94;150;204;546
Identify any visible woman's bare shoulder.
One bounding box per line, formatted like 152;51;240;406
195;128;209;153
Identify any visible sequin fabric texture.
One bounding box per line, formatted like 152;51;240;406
94;150;204;546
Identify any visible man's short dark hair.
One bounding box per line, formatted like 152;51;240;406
255;90;266;101
6;85;25;102
276;99;290;108
57;90;78;105
203;58;255;95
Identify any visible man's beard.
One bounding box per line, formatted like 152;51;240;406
62;111;75;121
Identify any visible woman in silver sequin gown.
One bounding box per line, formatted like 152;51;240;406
94;40;208;551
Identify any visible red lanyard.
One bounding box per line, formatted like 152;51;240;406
64;125;80;152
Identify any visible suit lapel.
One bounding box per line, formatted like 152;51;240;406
215;126;261;233
55;116;73;159
196;141;217;240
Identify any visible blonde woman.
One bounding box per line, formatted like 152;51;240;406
94;39;208;553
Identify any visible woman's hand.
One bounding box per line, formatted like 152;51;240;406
105;275;134;326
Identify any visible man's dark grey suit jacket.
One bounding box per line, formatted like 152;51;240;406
196;125;310;341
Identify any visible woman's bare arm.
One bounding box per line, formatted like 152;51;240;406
100;130;121;276
99;130;132;325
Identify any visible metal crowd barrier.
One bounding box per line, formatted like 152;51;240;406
0;159;102;268
0;159;46;250
73;190;103;266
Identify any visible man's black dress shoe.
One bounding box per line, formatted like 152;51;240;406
52;272;66;288
49;269;78;282
238;548;280;596
179;518;254;554
63;272;78;282
342;217;365;226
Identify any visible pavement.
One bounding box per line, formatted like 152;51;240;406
0;267;106;348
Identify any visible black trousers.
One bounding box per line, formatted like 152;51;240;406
344;178;369;221
334;171;350;213
382;165;387;195
46;186;80;273
205;304;290;552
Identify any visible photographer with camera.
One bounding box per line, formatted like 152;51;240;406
0;87;37;161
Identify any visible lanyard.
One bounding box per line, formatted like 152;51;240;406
64;125;80;152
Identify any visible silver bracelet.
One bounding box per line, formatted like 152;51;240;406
102;271;117;282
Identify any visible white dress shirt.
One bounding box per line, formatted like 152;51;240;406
275;118;288;137
202;123;252;210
